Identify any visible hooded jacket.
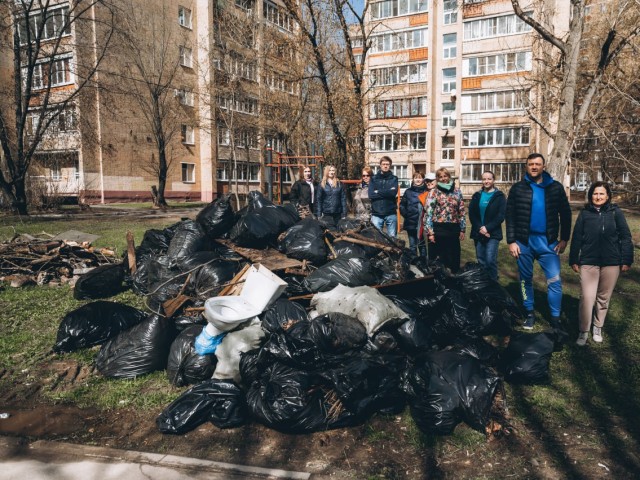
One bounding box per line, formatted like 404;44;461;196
368;170;399;217
400;183;427;231
506;171;571;245
468;189;506;241
569;203;634;267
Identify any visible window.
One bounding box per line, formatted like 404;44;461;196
352;36;363;48
370;62;427;86
442;136;455;161
176;88;194;107
50;162;62;181
181;163;195;183
461;89;527;113
178;6;192;29
264;71;296;94
461;162;524;182
622;172;630;183
26;106;77;136
217;95;258;115
370;27;427;54
442;102;456;128
443;33;457;59
442;68;456;93
369;131;426;151
226;55;257;82
369;96;427;119
235;0;254;10
371;0;428;20
263;1;292;31
179;47;193;68
181;124;195;144
443;0;458;24
464;51;532;77
462;126;530;147
463;13;532;40
27;56;73;90
18;5;71;44
218;162;261;181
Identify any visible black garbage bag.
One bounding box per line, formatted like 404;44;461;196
246;362;354;433
239;349;262;386
447;336;499;366
337;217;365;232
166;220;208;265
303;256;379;292
157;379;247;434
196;194;236;238
174;314;207;331
209;240;242;260
167;325;217;387
95;314;177;378
357;226;397;256
53;301;147;353
188;259;245;300
230;191;300;248
277;218;328;265
429;289;481;343
281;274;310;297
144;256;188;314
473;304;513;337
260;299;308;334
73;263;126;300
177;251;220;271
319;353;406;418
364;330;398;354
330;240;367;258
394;317;434;355
499;332;556;384
404;351;501;435
137;229;173;259
307;313;368;353
131;256;153;295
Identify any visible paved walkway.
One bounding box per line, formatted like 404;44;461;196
0;436;310;480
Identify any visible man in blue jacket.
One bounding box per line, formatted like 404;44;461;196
369;156;399;237
506;153;572;330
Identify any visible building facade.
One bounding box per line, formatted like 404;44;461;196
2;0;300;204
364;0;570;195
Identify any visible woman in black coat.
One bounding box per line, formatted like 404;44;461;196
316;165;347;228
289;166;318;215
400;172;427;257
468;171;506;281
569;181;633;346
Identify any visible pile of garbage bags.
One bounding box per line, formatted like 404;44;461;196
52;190;566;437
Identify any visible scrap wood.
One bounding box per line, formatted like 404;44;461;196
218;263;251;296
126;231;137;274
216;239;303;271
162;273;192;318
330;233;402;254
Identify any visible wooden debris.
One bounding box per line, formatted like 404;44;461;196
126;231;137;274
216;239;303;271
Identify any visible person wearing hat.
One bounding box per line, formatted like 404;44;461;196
417;172;437;258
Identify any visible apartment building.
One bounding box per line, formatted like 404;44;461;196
2;0;299;203
364;0;570;195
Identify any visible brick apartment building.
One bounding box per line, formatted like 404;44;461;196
2;0;300;204
363;0;570;196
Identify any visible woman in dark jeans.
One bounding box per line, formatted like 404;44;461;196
425;167;466;272
569;181;633;346
400;172;427;258
316;165;347;228
468;171;506;280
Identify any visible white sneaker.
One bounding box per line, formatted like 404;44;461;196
592;327;603;343
576;332;588;346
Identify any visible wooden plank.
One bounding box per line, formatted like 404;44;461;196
217;239;303;271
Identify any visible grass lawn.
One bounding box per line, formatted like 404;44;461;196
1;205;640;479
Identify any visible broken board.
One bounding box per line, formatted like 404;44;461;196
216;239;303;271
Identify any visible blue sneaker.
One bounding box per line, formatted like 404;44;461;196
523;312;535;330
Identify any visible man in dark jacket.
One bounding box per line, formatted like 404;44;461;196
506;153;572;330
369;156;399;237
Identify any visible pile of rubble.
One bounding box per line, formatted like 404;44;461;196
50;192;566;437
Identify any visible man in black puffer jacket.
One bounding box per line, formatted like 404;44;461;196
369;156;399;237
506;153;571;330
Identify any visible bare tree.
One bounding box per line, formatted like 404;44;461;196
0;0;116;214
113;2;193;208
511;0;640;183
281;0;372;177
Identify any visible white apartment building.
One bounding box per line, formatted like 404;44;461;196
364;0;569;195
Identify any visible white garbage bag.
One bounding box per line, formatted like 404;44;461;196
213;318;265;383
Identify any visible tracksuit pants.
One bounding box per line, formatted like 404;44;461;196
516;234;563;317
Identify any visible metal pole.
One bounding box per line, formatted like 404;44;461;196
266;147;273;201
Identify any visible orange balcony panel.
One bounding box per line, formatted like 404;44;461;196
353;47;363;54
409;48;428;61
462;148;481;160
369;51;403;60
409;119;428;129
462;77;482;90
462;4;484;18
409;13;429;26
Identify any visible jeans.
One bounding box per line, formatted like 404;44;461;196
407;229;427;258
516;234;563;317
371;214;398;238
475;238;500;281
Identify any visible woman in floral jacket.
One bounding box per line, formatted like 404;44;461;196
425;167;466;272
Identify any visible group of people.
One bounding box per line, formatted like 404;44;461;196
289;153;634;346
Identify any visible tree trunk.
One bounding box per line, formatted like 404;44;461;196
13;179;29;215
155;140;169;208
